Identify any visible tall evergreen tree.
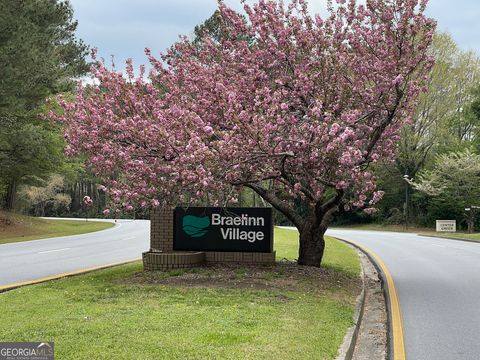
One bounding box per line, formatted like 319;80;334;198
0;0;89;210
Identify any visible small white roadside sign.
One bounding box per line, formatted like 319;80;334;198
436;220;456;232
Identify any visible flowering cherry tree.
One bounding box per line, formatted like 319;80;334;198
54;0;435;266
82;195;93;221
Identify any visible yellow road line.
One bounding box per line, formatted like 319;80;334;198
344;240;406;360
0;258;141;292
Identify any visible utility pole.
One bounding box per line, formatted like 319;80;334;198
465;206;480;233
403;174;411;231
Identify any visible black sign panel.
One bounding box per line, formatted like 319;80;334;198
174;207;273;253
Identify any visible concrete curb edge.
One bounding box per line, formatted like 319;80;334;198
334;237;392;360
336;237;400;360
335;241;368;360
0;258;141;294
335;271;365;360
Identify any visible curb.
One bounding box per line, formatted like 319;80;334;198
335;249;367;360
336;237;404;360
419;234;480;244
0;258;141;294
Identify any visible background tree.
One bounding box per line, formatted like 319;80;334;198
467;84;480;151
56;0;435;266
0;122;64;210
193;10;225;46
0;0;88;210
395;33;479;178
412;149;480;233
373;33;480;226
193;9;251;47
19;175;71;216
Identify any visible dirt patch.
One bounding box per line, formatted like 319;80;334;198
0;211;16;227
113;261;361;301
0;211;41;240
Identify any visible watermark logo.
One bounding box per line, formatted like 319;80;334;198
0;342;54;360
182;215;210;238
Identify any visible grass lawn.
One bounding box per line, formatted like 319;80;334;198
0;228;361;360
0;211;114;245
331;223;433;233
332;223;480;242
422;231;480;242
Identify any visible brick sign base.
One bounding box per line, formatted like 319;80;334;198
143;208;276;271
143;251;206;271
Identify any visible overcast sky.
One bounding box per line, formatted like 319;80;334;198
69;0;479;71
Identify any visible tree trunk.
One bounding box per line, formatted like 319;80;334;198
466;210;475;234
298;222;326;266
245;183;342;268
4;178;17;211
467;219;474;234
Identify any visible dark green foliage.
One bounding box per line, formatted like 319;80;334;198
0;0;89;210
1;123;63;180
470;85;480;151
193;10;252;47
0;0;88;113
193;10;225;45
471;86;480;120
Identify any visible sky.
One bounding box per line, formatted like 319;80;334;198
69;0;479;72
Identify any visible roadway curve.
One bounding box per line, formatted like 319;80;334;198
327;229;480;360
0;219;150;288
3;221;479;359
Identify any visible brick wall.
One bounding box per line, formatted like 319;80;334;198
150;208;174;252
143;251;205;271
204;251;275;264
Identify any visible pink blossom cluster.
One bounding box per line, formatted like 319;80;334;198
83;196;93;207
52;0;435;214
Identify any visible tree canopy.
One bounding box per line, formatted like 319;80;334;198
371;32;480;227
55;0;435;266
412;149;480;232
0;0;88;114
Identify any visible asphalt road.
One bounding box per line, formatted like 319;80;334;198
327;229;480;360
0;219;150;287
3;220;479;359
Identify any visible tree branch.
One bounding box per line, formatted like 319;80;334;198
364;88;404;161
315;189;344;227
246;183;305;229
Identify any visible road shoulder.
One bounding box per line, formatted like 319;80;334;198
336;245;387;360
